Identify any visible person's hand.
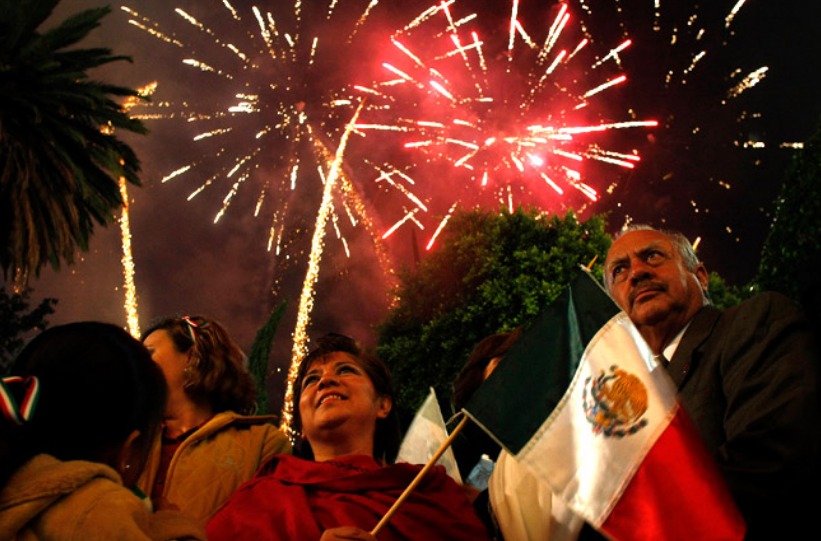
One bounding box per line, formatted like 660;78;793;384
320;526;378;540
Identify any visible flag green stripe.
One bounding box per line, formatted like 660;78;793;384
463;269;619;454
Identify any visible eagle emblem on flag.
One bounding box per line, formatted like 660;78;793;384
583;365;649;438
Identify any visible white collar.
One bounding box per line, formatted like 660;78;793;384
662;321;691;362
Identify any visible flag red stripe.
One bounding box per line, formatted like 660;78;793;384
601;409;746;541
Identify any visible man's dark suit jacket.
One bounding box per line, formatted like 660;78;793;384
669;292;820;540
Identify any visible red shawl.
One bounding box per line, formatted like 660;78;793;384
206;454;491;541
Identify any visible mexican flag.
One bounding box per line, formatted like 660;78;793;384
396;387;462;484
463;268;745;540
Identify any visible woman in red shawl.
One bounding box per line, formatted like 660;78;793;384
207;333;492;541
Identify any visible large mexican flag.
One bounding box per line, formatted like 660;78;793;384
463;268;745;541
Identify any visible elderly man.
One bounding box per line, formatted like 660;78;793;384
604;225;820;540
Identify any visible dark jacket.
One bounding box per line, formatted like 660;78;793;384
670;292;820;540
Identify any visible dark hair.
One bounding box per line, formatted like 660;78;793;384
141;315;256;414
1;322;167;487
452;329;522;412
293;333;401;463
449;330;521;480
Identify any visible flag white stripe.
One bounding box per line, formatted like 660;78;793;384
515;312;677;526
397;387;462;484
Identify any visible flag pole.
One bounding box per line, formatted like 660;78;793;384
370;414;470;537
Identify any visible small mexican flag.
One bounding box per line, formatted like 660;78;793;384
396;387;462;484
463;268;745;541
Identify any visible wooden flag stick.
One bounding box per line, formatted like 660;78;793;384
370;414;470;537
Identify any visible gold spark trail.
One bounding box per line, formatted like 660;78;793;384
281;103;366;435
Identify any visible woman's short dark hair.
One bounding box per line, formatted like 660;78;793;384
450;329;522;480
452;329;522;412
1;322;167;487
141;315;256;414
293;333;401;463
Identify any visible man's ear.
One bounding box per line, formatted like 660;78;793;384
694;263;710;293
375;396;392;419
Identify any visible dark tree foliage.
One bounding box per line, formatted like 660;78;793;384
757;120;821;304
0;286;56;374
376;208;611;414
756;119;821;334
707;272;753;311
247;301;287;415
0;0;148;284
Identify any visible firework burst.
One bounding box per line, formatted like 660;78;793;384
121;8;395;320
347;0;657;249
121;1;390;254
114;0;782;424
120;1;401;428
567;0;781;247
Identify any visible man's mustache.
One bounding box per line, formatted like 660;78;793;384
629;281;666;304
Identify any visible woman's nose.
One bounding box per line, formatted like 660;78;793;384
317;372;338;389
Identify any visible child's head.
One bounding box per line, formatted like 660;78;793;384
1;322;167;487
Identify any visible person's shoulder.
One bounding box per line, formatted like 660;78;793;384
255;422;292;456
64;478;205;540
208;411;291;450
0;454;119;534
728;291;805;319
6;454;121;500
207;411;282;433
35;466;145;537
210;410;273;424
717;291;815;344
238;415;291;450
745;290;798;306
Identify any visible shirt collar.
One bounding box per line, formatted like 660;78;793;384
663;321;691;362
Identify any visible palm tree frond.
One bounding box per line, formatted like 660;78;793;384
0;0;147;283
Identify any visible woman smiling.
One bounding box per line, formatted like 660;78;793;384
207;333;492;541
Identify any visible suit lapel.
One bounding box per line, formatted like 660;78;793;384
667;305;721;388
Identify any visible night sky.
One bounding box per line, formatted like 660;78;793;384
27;0;821;412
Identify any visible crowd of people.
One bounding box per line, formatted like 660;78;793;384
0;224;818;540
